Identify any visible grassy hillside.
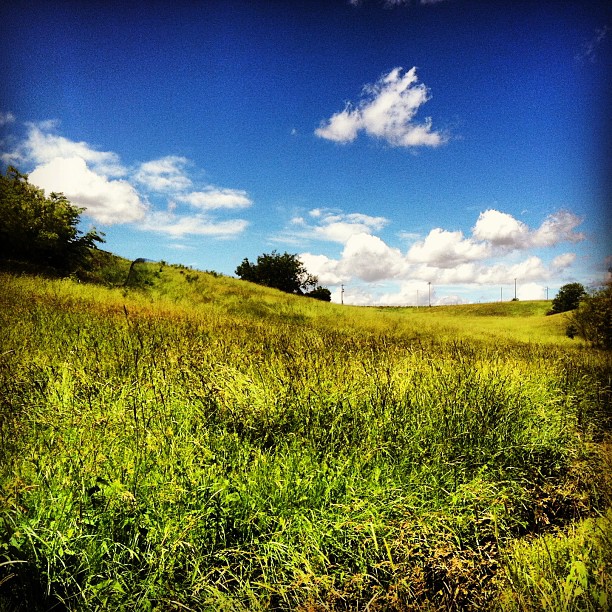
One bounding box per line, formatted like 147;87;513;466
1;264;610;611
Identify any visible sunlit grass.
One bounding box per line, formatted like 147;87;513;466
0;269;609;610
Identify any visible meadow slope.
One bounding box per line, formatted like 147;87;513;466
1;264;610;611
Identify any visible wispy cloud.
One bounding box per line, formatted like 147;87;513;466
0;111;16;126
134;156;192;193
177;187;252;210
575;25;609;64
315;67;447;148
139;211;248;238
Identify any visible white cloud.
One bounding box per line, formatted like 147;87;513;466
177;187;252;210
531;211;584;246
315;67;446;147
338;233;405;281
0;112;16;126
473;209;584;249
298;253;345;285
299;233;406;285
23;124;126;177
2;120;254;234
407;228;489;266
378;280;432;306
472;209;528;246
290;206;583;303
134;156;192;193
284;208;389;245
140;211;248;238
473;257;549;285
29;157;147;224
551;253;576;270
516;282;546;301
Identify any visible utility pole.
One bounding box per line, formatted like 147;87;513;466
416;289;419;308
546;286;549;300
428;282;431;307
514;278;517;300
341;284;344;305
500;287;503;302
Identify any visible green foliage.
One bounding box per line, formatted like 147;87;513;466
0;271;610;610
236;250;320;295
567;281;612;349
305;285;332;301
549;282;586;315
0;166;104;274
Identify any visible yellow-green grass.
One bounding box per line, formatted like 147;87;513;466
0;268;609;610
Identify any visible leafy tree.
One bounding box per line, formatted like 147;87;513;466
0;166;104;273
548;282;586;315
306;286;332;302
235;251;320;295
567;280;612;349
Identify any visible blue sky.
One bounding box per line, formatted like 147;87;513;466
1;0;610;305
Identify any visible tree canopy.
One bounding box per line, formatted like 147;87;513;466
0;166;104;274
549;282;586;315
236;251;328;297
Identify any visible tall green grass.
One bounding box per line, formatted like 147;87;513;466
0;270;610;610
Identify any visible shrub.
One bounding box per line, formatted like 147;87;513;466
567;281;612;349
548;283;586;315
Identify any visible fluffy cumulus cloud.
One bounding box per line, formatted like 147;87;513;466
20;124;126;177
299;253;345;285
29;157;146;224
473;209;584;249
1;120;252;237
315;67;446;147
407;228;489;266
472;210;528;246
292;206;585;306
339;233;405;281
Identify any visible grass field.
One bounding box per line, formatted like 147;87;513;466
1;263;610;610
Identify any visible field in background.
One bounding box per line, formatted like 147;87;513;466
1;263;610;610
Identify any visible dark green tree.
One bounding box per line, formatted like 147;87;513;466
548;282;586;314
0;166;104;273
567;280;612;349
306;286;332;302
235;251;320;294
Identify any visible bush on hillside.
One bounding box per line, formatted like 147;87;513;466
567;281;612;349
236;250;322;295
0;166;104;274
548;282;586;315
306;286;332;301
